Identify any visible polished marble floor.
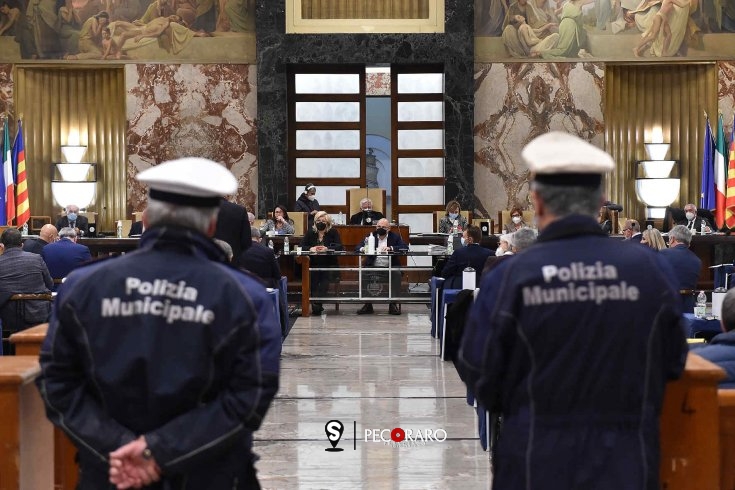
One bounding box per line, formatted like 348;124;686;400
254;304;493;490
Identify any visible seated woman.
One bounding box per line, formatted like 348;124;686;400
300;211;343;315
503;206;529;234
262;204;295;235
641;228;667;251
295;183;320;229
599;206;612;234
438;200;468;234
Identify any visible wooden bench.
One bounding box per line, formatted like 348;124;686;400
10;324;79;490
719;389;735;490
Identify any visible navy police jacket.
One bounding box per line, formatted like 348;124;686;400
459;215;688;490
36;226;281;489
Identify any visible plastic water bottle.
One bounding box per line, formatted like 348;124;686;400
695;291;707;318
283;236;290;254
116;220;123;238
700;220;706;235
338;211;344;225
367;233;376;254
447;231;454;255
268;239;274;250
21;222;28;236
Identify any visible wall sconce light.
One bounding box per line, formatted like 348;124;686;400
635;138;680;219
51;145;97;210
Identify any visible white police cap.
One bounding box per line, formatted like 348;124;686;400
136;157;237;208
522;132;614;186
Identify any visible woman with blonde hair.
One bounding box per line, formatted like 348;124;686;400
300;211;343;315
438;200;468;233
641;228;667;251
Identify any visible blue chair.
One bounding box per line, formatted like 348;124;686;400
439;288;462;358
430;277;445;337
279;276;290;338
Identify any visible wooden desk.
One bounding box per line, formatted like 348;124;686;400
0;357;54;489
9;324;79;490
78;237;139;256
660;352;725;489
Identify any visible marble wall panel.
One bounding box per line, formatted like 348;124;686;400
720;62;735;138
366;72;391;96
0;65;13;117
126;63;258;213
473;62;605;218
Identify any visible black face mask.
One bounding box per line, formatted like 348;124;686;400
376;228;388;237
316;222;327;231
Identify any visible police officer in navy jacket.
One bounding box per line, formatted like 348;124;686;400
458;132;687;490
37;158;281;489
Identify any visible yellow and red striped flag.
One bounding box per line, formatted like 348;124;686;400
2;117;14;226
726;115;735;229
13;120;29;227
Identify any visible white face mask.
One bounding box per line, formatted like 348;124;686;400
685;212;695;221
512;216;522;224
495;247;505;257
307;195;316;201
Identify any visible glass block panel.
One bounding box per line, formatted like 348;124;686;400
295;186;356;206
295;102;360;122
296;158;361;178
397;102;443;122
296;130;360;150
397;130;444;150
397;73;443;94
399;213;434;235
397;157;444;177
294;74;360;94
397;186;444;205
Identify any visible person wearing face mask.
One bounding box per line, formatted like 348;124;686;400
440;224;493;289
300;211;343;315
355;218;409;315
295;183;321;228
503;206;529;234
349;198;385;225
438;200;468;234
676;203;712;233
56;204;90;237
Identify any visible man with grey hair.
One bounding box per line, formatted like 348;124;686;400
459;132;686;490
622;218;642;242
37;158;281;489
510;227;536;252
40;226;92;288
660;224;702;311
350;197;385;225
55;204;89;237
692;287;735;388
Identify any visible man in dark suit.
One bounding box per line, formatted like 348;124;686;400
441;224;492;289
349;198;385;225
660;224;702;311
55;204;90;237
23;224;58;254
0;228;54;333
677;203;713;234
128;220;144;236
214;199;251;263
41;227;92;288
355;218;409;315
238;227;281;289
623;219;643;243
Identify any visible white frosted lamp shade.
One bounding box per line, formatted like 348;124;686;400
640;160;675;178
635;178;680;207
61;145;87;163
51;182;96;209
644;143;670;161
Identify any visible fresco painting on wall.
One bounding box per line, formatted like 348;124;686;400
0;0;255;62
475;0;735;61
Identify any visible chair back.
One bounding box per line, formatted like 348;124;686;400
119;219;132;238
347;188;387;219
29;216;52;234
289;212;308;235
434;210;472;232
471;218;494;236
132;211;144;222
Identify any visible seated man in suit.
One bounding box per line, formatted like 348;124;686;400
238;227;281;289
677;203;713;233
659;224;701;312
355;218;409;315
55;204;90;237
23;224;58;254
41;227;92;289
441;224;492;289
0;228;53;333
622;219;642;242
350;198;385;225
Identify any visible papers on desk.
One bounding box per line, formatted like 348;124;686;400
428;244;447;255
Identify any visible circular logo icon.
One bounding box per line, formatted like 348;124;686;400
391;428;405;442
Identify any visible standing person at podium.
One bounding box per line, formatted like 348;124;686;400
301;211;342;315
459;132;687;490
350;197;384;225
295;183;320;228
